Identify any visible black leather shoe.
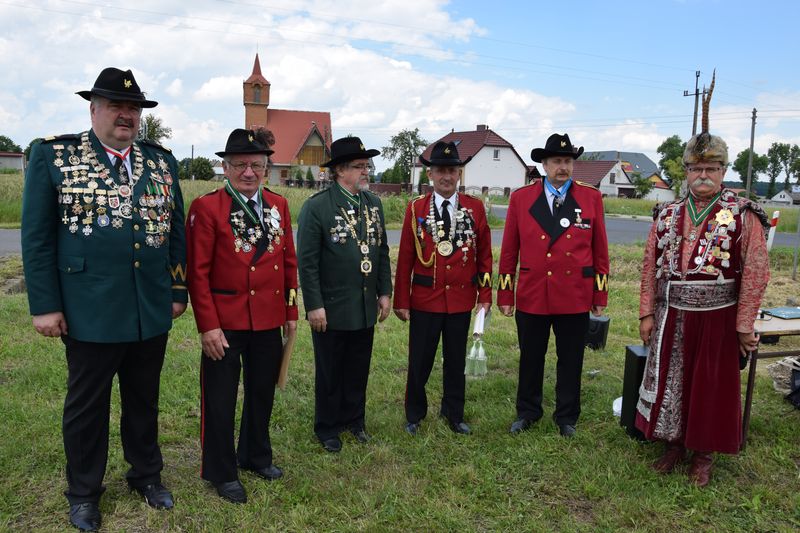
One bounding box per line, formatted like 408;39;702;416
350;428;371;443
321;437;342;453
405;422;420;436
510;418;535;434
449;421;472;435
243;464;283;481
129;482;174;510
214;480;247;504
69;502;101;532
559;424;577;437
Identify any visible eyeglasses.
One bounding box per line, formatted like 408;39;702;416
229;161;266;172
686;166;723;175
348;163;370;171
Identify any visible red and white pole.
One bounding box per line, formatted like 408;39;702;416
767;211;780;251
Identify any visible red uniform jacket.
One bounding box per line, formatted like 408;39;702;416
394;193;492;314
497;181;609;314
186;187;298;332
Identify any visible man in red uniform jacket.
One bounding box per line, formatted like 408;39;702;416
394;141;492;435
186;128;298;503
498;133;608;438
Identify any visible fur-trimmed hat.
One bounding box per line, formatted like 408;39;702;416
683;71;729;166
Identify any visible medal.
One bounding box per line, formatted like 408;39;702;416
437;240;453;256
118;185;131;197
694;256;703;265
332;234;339;243
271;206;280;219
97;214;110;227
360;243;369;255
147;159;156;169
360;259;373;274
560;218;570;228
715;209;734;226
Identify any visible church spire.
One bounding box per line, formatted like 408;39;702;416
245;53;270;85
243;53;270;128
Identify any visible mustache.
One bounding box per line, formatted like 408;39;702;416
115;119;134;128
691;178;716;188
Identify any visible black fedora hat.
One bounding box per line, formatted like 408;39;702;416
77;67;158;108
321;136;380;168
419;141;473;167
215;128;275;157
530;133;584;163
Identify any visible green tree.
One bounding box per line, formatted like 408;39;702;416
24;138;44;160
766;144;784;198
381;128;428;184
662;157;686;195
770;142;792;190
418;167;429;186
305;167;314;182
657;135;685;171
0;135;22;152
293;167;303;182
630;172;654;198
789;144;800;185
189;156;215;180
177;157;191;180
139;114;173;145
732;148;768;187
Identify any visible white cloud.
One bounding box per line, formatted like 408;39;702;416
165;79;183;97
194;77;241;101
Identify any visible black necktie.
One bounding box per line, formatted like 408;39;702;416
114;156;129;184
441;199;451;237
247;199;261;226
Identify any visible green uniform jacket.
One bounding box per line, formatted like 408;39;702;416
297;185;392;331
21;129;187;343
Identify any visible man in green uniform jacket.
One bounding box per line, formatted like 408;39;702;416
297;136;392;453
21;67;186;532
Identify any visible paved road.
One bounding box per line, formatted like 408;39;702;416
3;218;798;257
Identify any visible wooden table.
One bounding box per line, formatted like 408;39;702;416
741;316;800;450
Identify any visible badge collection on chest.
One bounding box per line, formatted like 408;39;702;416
329;202;383;275
230;202;283;254
54;132;174;247
655;198;737;281
421;198;476;263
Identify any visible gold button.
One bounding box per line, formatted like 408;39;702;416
363;287;367;292
446;265;451;270
566;234;572;239
540;235;546;240
250;290;255;296
566;252;572;257
274;265;279;270
547;271;552;276
67;267;71;272
250;266;256;271
133;224;140;231
445;285;450;290
566;270;571;275
275;290;280;295
134;261;140;268
134;243;140;250
546;252;551;258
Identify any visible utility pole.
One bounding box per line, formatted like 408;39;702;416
683;70;701;136
745;108;757;198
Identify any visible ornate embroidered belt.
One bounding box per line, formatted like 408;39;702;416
667;279;738;311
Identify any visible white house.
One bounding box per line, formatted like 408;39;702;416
0;151;24;171
769;190;794;205
412;125;528;190
571;160;635;197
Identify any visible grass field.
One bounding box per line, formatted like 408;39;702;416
1;245;799;531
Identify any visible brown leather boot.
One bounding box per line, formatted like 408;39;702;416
688;451;714;487
651;442;686;474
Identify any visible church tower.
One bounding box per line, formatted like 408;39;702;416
243;53;270;128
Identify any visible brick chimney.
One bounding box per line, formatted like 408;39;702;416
476;124;487;131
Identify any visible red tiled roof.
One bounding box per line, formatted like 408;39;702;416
245;53;270;85
571;160;616;187
420;126;520;164
0;151;23;157
256;109;332;165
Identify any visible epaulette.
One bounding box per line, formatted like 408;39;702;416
461;192;480;200
262;186;284;198
308;188;327;200
42;133;80;143
138;139;172;152
574;180;599;191
199;188;222;198
738;197;770;229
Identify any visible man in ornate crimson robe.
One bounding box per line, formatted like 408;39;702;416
636;83;769;486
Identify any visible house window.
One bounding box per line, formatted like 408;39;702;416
610;172;615;184
254;86;261;103
493;149;500;160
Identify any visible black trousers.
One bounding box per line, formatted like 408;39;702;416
514;311;589;425
311;327;374;441
405;310;471;424
200;328;282;484
61;333;168;505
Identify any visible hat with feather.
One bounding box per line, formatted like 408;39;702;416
683;70;729;166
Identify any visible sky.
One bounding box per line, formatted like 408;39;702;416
1;0;799;181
